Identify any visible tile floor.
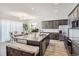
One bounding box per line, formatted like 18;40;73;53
44;40;68;56
0;42;6;56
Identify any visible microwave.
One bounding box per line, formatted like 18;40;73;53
72;20;78;28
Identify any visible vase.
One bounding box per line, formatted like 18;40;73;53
33;32;37;38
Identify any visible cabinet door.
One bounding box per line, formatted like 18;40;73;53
59;20;62;25
68;14;74;28
42;21;49;29
62;20;68;25
55;20;59;28
72;43;79;56
42;21;45;29
73;8;78;20
52;21;55;28
45;21;49;29
77;5;79;19
49;21;53;29
41;40;47;55
49;33;55;39
70;13;74;21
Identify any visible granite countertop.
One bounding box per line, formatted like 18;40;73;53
6;42;39;55
14;33;49;42
72;40;79;48
70;37;79;47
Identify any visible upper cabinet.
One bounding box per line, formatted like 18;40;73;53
69;13;74;21
73;7;78;20
77;5;79;18
69;6;78;21
42;20;68;29
68;4;79;28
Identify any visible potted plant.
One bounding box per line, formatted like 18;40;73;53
32;28;39;32
23;24;28;33
31;28;39;38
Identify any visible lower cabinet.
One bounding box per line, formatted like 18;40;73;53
64;36;72;55
49;33;59;40
72;43;79;56
64;36;79;56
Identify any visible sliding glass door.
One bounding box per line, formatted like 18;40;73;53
1;20;23;42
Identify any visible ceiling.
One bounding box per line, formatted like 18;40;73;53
0;3;77;21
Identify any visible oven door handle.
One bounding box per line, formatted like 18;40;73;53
68;40;71;43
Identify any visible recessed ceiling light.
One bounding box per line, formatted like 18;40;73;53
54;3;58;5
31;8;34;10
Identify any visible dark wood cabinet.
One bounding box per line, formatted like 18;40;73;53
41;40;47;55
72;43;79;56
42;20;68;29
49;33;55;39
27;34;50;56
58;20;68;25
49;33;59;40
73;7;78;20
64;36;79;56
64;36;72;55
68;13;74;27
68;4;79;28
77;5;79;18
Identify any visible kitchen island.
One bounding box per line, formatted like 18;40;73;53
14;33;50;56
